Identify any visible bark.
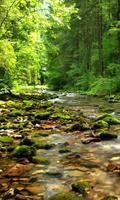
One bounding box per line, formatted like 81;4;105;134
117;0;120;63
97;0;104;75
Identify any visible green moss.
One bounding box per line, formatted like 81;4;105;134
0;117;7;123
12;145;36;158
93;120;109;129
95;114;120;125
67;122;90;132
0;122;26;130
48;192;84;200
9;109;24;116
20;137;35;145
7;145;17;152
32;111;50;120
51;113;71;120
32;156;50;164
104;116;120;125
0;100;6;106
101;107;114;113
72;181;90;194
102;196;118;200
32;131;51;137
7;100;22;108
34;141;54;150
40;100;53;108
7;100;16;107
95;113;111;121
0;136;14;143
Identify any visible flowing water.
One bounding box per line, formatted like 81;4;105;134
1;92;120;199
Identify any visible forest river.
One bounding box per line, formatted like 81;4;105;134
0;91;120;200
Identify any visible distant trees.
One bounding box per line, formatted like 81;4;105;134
0;0;120;94
46;0;120;94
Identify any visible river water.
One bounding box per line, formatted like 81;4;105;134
35;91;120;199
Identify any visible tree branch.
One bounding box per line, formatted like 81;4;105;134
0;0;20;29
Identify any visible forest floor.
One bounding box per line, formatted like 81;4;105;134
0;92;120;200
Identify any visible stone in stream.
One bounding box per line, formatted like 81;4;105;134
45;170;63;178
1;188;15;198
93;130;118;140
2;163;33;177
67;122;90;132
20;137;35;146
99;132;117;140
12;145;36;159
72;181;90;194
92;120;109;129
48;192;85;200
59;147;70;154
81;137;101;144
101;196;118;200
94;114;120;125
107;162;120;174
32;156;50;165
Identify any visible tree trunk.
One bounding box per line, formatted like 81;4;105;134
117;0;120;63
97;0;104;75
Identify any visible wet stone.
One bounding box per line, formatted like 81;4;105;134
45;170;63;178
101;196;118;200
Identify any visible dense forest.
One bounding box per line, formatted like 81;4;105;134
0;0;120;94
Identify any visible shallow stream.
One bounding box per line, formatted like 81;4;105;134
1;91;120;199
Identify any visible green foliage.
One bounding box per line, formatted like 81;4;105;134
0;0;120;94
88;77;119;95
0;39;16;88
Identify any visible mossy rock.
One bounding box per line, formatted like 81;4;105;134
32;131;52;137
95;114;120;125
72;181;90;194
1;123;25;130
34;140;54;150
95;113;111;121
59;147;70;154
0;100;6;106
9;109;24;117
20;137;35;146
101;107;114;113
100;131;117;140
48;192;84;200
46;171;63;178
0;117;7;123
23;100;34;111
51;113;71;120
93;120;109;129
32;156;50;164
0;136;14;144
40;101;53;108
68;122;90;132
32;111;50;120
7;100;16;107
104;116;120;125
12;145;36;159
7;145;17;152
101;196;118;200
